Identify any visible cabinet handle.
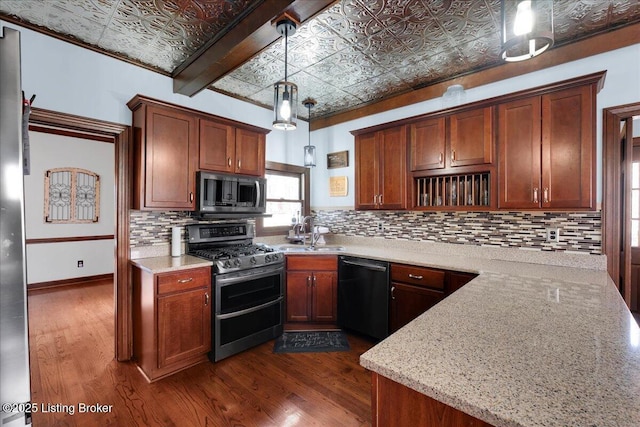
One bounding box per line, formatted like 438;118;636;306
204;292;209;306
307;276;312;287
228;157;232;167
379;194;383;205
439;152;443;164
189;192;194;203
533;187;539;204
451;149;456;163
391;286;395;300
238;159;241;169
543;187;549;203
178;278;193;284
313;275;317;287
408;274;423;280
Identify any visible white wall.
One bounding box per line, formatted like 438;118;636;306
24;131;115;284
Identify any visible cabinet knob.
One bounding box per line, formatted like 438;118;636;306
533;187;539;204
543;187;549;203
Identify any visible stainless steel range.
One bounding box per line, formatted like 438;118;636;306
186;222;284;362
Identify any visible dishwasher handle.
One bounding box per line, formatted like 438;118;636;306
341;259;388;272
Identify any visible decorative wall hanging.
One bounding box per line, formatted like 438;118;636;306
329;176;348;197
44;167;100;223
327;150;349;169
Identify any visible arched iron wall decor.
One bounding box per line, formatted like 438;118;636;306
44;167;100;223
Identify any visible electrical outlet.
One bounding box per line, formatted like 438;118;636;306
545;228;559;243
377;221;384;232
77;260;84;268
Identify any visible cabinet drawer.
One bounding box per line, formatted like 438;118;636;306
391;264;445;290
156;267;210;295
286;255;337;271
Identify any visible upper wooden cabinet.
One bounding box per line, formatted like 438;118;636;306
355;126;408;210
498;85;596;209
410;107;493;172
131;102;198;210
128;95;269;210
199;119;265;176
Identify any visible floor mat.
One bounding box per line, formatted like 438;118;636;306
273;330;350;353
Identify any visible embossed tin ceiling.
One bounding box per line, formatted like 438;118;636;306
1;0;639;120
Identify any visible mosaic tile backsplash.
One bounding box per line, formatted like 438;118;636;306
130;209;601;255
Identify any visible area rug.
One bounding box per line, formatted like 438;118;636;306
273;330;350;354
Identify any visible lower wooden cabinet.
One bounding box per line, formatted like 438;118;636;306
371;372;493;427
390;264;445;333
447;270;477;296
132;265;211;382
286;255;338;323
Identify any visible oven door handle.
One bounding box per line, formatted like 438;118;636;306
216;266;284;286
216;296;283;320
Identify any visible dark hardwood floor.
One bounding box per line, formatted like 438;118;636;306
28;281;375;426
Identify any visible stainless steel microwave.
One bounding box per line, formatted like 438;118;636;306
197;171;266;215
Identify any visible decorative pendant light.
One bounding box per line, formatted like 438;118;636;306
273;18;298;130
501;0;554;62
302;98;317;167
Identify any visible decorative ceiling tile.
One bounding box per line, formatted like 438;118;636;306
2;0;639;119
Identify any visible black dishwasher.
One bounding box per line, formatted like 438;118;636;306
338;256;389;340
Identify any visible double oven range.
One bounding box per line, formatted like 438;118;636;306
186;222;284;362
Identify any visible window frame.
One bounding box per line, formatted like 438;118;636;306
256;161;310;237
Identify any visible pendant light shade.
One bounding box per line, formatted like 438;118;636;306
273;18;298;130
302;98;316;167
501;0;554;62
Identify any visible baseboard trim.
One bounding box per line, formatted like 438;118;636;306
28;273;113;291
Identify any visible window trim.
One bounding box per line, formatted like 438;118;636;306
256;161;310;237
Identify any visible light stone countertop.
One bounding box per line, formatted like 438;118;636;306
260;235;639;427
130;254;212;274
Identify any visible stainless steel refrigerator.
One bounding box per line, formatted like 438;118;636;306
0;26;32;426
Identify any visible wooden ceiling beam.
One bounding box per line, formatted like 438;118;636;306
311;22;640;131
173;0;336;97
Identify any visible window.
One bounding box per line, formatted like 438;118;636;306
632;161;640;247
256;162;309;236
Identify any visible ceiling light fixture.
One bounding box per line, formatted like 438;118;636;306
302;98;317;167
273;17;298;130
501;0;554;62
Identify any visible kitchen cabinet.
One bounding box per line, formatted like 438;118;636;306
410;107;493;172
286;255;338;323
371;372;493;427
447;270;477;295
132;265;211;382
390;264;445;333
498;85;595;209
130;99;198;210
199;118;265;176
354;126;408;210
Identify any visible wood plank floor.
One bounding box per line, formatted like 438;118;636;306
28;281;375;426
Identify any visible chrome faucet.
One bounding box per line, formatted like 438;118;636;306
301;215;319;249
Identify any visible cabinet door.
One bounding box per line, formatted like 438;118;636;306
355;132;380;209
235;128;266;176
542;86;594;209
199;119;235;173
410;117;445;171
390;283;443;333
498;96;542;209
145;105;198;209
311;271;337;322
157;287;211;369
379;126;407;209
447;271;477;296
449;107;493;167
286;271;312;322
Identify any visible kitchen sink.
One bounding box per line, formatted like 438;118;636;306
275;244;345;252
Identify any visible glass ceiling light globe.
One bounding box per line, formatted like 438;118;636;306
501;0;554;62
